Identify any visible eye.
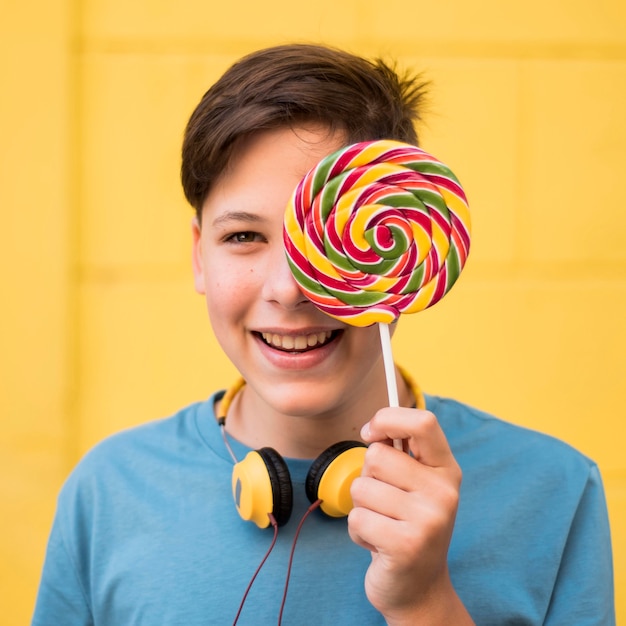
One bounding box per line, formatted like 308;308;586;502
226;231;264;244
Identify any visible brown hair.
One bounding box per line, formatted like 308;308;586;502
181;43;429;217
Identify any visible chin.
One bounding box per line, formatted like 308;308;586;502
258;378;341;416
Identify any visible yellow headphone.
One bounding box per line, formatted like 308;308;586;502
217;366;424;529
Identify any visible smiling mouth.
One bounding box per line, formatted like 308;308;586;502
258;330;340;352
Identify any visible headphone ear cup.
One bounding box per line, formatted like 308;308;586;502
232;447;293;528
305;441;367;518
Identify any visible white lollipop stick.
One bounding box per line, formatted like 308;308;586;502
378;323;404;451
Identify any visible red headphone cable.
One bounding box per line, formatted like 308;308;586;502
277;499;322;625
232;513;279;626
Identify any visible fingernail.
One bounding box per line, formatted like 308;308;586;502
360;422;371;440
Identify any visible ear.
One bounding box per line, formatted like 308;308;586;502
191;216;206;295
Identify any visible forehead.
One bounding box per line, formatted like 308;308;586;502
227;124;345;188
201;124;345;222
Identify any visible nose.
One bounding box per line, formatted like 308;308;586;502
261;246;310;310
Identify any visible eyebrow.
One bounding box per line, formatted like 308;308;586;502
210;211;265;228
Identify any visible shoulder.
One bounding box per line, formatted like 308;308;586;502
57;398;218;507
82;401;202;462
426;394;598;490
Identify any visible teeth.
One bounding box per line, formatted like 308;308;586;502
261;331;333;351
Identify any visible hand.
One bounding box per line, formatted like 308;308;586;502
348;407;473;625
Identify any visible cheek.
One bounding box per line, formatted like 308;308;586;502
205;268;258;322
346;325;384;360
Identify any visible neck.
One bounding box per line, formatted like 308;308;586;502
217;364;423;459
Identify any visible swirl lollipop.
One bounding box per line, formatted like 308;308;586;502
284;139;470;324
283;139;471;446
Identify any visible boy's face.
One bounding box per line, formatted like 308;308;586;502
192;124;387;421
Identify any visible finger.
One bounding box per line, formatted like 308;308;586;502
348;506;420;563
351;475;409;520
348;506;394;554
360;442;459;495
361;407;454;469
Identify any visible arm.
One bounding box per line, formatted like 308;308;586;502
348;407;475;626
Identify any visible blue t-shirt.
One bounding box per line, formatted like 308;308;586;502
32;394;615;625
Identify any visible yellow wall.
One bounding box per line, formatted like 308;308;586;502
2;1;625;623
